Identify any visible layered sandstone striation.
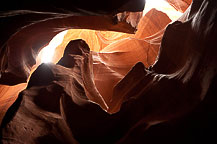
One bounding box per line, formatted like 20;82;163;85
1;0;217;143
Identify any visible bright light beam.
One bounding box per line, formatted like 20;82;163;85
41;30;68;63
144;0;183;21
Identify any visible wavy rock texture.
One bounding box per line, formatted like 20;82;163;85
0;84;26;121
1;0;217;144
0;14;137;85
0;0;144;85
45;9;171;107
1;39;147;144
166;0;192;12
0;0;145;124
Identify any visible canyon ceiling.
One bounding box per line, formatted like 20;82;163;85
1;0;217;143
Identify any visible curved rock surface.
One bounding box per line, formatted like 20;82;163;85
0;0;144;85
1;0;217;144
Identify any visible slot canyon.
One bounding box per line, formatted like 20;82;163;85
0;0;217;143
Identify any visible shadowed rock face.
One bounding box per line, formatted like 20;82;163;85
0;0;144;85
0;0;145;125
0;39;146;144
1;0;217;143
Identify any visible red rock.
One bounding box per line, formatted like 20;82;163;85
1;0;217;144
166;0;192;12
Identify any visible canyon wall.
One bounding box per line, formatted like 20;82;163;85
1;0;217;144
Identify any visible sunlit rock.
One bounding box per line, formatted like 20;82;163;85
1;0;217;143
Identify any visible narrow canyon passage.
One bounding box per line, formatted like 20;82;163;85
0;0;185;121
1;0;217;144
34;0;186;112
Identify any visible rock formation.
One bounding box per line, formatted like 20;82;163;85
1;0;217;143
166;0;192;12
0;0;145;123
